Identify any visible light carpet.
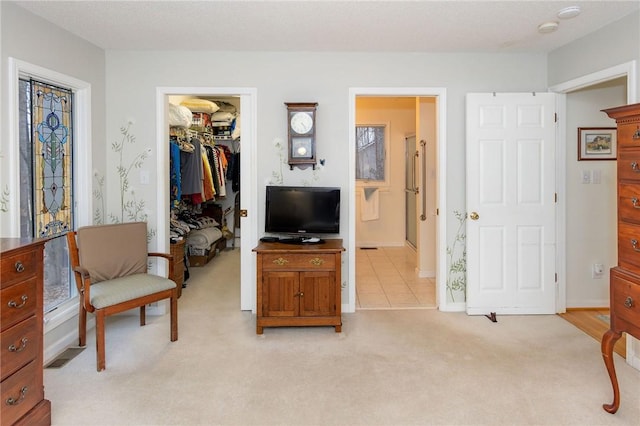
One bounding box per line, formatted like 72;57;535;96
45;249;640;425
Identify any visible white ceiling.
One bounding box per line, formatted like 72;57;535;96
12;0;640;53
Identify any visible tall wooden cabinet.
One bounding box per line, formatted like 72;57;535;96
1;238;51;426
601;103;640;414
253;239;344;334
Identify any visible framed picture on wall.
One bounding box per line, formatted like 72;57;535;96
578;127;617;161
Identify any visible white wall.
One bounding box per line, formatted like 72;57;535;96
565;78;626;307
0;2;106;363
0;1;106;235
548;11;639;100
103;50;549;308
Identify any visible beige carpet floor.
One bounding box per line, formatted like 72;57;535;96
45;249;640;425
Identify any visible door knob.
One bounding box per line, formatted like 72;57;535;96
469;212;479;221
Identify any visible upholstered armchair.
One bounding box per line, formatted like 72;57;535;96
66;222;178;371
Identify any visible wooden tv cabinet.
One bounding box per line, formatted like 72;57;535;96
253;239;344;334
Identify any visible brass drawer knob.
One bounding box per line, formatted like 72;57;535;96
309;257;324;266
632;162;640;172
8;295;28;309
8;337;28;353
14;261;24;273
272;257;289;266
632;197;640;209
5;386;27;406
624;296;634;308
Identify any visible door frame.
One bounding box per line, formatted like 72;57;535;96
549;60;638;367
156;87;258;311
348;87;447;313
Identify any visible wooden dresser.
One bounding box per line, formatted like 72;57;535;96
1;238;51;426
253;239;344;334
601;103;640;414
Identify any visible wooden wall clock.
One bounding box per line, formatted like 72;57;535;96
285;102;317;169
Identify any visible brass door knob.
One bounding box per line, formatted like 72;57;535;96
469;212;479;221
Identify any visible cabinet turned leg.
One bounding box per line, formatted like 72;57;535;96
335;325;342;333
601;329;622;414
256;326;263;335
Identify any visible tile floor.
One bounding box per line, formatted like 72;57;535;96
356;245;436;309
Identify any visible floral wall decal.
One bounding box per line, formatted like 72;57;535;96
269;137;326;186
108;122;151;224
93;169;105;224
446;209;467;303
0;185;9;213
100;121;156;242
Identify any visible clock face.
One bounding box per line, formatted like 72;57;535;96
290;112;314;135
291;137;313;158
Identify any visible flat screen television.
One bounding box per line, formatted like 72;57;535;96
265;186;340;236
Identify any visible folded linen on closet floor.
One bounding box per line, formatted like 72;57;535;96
186;227;223;250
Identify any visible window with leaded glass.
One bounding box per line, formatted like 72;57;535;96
19;78;75;312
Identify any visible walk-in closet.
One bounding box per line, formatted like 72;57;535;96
167;95;241;291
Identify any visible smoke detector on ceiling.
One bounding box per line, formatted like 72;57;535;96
557;6;581;19
538;21;559;34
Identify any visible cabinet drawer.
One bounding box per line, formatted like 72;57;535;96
617;150;640;182
261;253;335;271
618;183;640;224
610;270;640;333
0;250;37;289
1;316;39;381
0;360;41;426
0;278;38;332
617;124;640;149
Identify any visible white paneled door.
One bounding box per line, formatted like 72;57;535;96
466;93;557;315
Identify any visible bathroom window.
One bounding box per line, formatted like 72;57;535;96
356;124;388;185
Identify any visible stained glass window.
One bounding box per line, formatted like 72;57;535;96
19;78;74;312
32;80;73;237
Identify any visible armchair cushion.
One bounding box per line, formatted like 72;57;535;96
77;222;148;283
90;274;176;309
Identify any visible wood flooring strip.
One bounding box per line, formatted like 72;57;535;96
558;309;626;358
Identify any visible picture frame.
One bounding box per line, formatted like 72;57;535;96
578;127;617;161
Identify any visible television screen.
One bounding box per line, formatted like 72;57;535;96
265;186;340;235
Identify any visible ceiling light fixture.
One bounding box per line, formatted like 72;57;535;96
538;21;559;34
557;6;581;19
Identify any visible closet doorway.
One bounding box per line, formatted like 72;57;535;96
156;87;257;312
352;93;442;310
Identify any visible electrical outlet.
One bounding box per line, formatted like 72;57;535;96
582;170;591;184
592;263;604;279
592;169;602;184
140;170;150;185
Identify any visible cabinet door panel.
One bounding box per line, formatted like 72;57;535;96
299;271;336;317
262;272;298;317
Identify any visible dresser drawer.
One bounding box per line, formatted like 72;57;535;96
618;149;640;182
610;269;640;336
0;278;38;332
261;253;336;271
1;317;39;382
617;123;640;149
0;360;42;426
0;250;37;290
618;183;640;224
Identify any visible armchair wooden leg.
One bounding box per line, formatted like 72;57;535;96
140;305;146;326
78;303;87;347
170;289;178;342
96;310;106;372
